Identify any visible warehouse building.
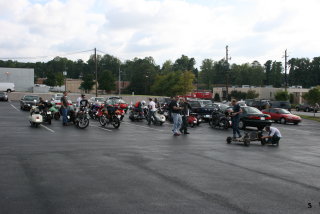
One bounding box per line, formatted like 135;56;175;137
0;67;34;92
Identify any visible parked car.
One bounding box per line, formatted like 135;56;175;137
250;100;270;110
269;101;291;111
88;97;105;105
198;99;213;107
0;92;8;101
20;95;40;110
188;100;218;120
262;108;301;125
105;97;129;112
238;106;272;130
295;103;318;113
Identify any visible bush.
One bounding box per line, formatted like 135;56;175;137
274;90;289;101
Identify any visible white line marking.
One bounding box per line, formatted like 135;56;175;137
40;124;55;133
10;104;20;112
89;124;112;132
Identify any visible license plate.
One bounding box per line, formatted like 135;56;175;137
204;115;210;118
260;117;265;120
47;112;51;114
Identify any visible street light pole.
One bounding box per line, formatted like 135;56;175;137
118;66;121;96
225;45;231;101
94;48;98;97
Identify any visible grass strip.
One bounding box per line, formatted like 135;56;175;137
298;115;320;123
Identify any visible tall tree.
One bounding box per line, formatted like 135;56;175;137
98;70;116;92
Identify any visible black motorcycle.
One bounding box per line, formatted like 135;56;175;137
66;106;89;129
39;102;52;125
209;107;231;130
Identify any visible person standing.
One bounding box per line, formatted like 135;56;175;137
61;91;69;126
147;98;156;125
231;99;242;139
77;94;85;107
168;96;182;136
180;98;191;134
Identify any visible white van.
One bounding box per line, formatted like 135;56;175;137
0;83;15;92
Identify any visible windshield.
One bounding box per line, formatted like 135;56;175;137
24;96;39;101
200;100;212;106
279;109;290;114
219;104;229;111
113;99;126;104
189;101;201;108
0;92;5;95
243;107;262;114
95;97;105;102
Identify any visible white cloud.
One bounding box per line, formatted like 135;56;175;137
0;0;320;66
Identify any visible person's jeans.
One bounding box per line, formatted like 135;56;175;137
62;108;68;124
231;116;241;137
267;135;280;144
172;113;182;134
180;115;188;133
148;110;156;124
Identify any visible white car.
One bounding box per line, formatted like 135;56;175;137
88;97;105;105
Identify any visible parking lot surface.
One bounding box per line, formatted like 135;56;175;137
1;101;320;214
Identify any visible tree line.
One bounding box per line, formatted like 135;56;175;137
1;54;320;96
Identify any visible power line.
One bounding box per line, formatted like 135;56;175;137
0;49;94;61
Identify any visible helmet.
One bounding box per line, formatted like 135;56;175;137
141;100;146;105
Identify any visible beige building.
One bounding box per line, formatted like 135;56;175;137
213;86;309;104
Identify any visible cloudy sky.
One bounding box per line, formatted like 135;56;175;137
0;0;320;67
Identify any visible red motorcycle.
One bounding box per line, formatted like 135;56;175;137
187;113;200;127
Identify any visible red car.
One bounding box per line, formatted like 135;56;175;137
262;108;301;125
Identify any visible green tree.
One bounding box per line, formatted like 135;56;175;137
213;93;220;101
80;74;95;93
274;90;290;101
56;73;64;87
173;71;195;96
200;59;214;89
247;90;259;99
44;71;56;87
303;87;320;116
98;70;116;92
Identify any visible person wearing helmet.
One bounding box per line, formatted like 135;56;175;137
134;100;145;115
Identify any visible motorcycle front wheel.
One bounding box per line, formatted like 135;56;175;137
112;116;120;129
99;115;108;126
77;116;89;129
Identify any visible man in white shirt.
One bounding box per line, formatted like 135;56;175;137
261;126;282;145
147;98;156;125
77;94;85;107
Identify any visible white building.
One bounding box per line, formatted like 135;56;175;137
0;67;34;92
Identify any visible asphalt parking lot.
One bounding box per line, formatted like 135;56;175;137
1;101;320;214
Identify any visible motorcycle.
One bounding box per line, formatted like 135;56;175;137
39;102;52;125
146;108;166;126
88;103;101;120
129;108;145;121
29;101;43;127
74;106;90;129
209;107;231;130
99;106;121;129
187;113;199;127
49;103;60;120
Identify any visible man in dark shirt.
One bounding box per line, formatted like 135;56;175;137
179;98;191;134
231;99;242;139
168;96;182;136
61;91;69;126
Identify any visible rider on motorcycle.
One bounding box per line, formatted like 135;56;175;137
134;100;146;114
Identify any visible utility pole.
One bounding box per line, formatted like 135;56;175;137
284;49;288;92
225;45;231;101
94;48;98;97
118;66;121;96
